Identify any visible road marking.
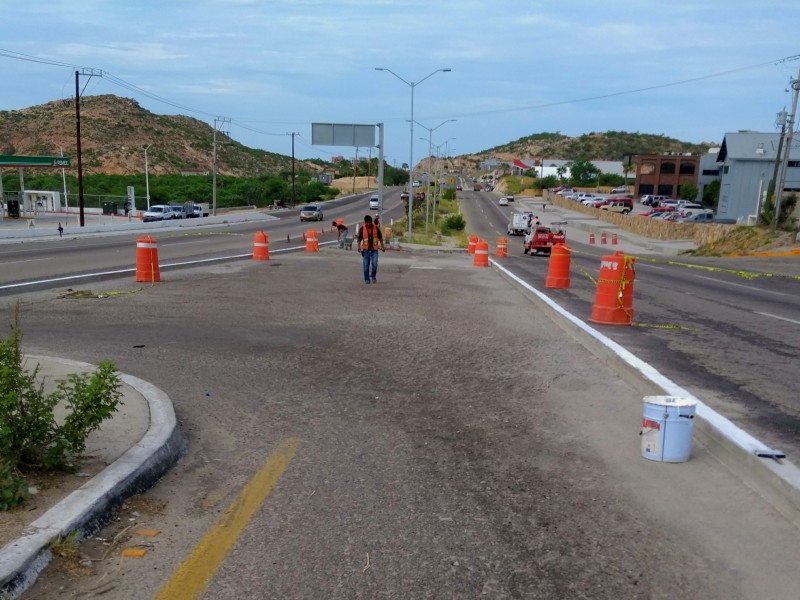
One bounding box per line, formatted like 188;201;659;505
410;266;442;270
0;257;52;265
754;311;800;326
154;437;300;600
694;274;787;297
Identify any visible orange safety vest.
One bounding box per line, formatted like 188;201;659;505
360;223;383;251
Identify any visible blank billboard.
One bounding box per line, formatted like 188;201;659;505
311;123;376;147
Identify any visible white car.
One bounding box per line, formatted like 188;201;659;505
369;195;380;210
142;205;175;222
499;197;509;206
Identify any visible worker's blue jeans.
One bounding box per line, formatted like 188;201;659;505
362;250;378;282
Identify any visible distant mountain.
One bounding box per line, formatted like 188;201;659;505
442;131;717;172
0;95;320;176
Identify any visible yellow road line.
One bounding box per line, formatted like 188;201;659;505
154;437;301;600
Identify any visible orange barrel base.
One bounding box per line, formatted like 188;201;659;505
467;234;478;255
306;229;319;252
473;239;490;267
135;235;160;282
495;236;508;257
545;243;571;288
600;232;608;244
589;233;595;244
589;251;635;325
253;231;269;260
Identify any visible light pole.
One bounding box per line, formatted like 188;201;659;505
375;67;451;240
413;119;455;232
144;144;152;210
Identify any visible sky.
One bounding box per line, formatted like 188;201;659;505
2;0;800;167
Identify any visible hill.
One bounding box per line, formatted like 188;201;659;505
0;95;320;177
440;131;717;173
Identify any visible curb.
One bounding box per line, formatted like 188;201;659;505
0;357;185;599
490;259;800;527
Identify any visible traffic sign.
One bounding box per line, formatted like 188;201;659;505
448;177;454;184
0;155;71;168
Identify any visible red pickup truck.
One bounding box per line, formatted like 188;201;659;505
523;226;566;256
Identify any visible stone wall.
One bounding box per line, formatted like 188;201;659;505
551;195;736;245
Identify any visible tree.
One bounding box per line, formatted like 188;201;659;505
555;165;567;183
678;183;698;201
702;180;720;209
568;159;600;186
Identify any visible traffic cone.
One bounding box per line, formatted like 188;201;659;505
253;231;269;260
545;243;571;289
135;235;160;283
589;251;635;325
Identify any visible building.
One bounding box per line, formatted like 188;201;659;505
715;131;800;221
634;153;700;200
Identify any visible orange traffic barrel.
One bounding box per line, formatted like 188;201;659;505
473;239;490;267
306;229;319;252
588;232;595;245
253;231;269;260
611;233;618;245
135;235;160;282
589;251;635;325
545;243;571;289
495;236;508;257
467;234;478;255
600;232;608;245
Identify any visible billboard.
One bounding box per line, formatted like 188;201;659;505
311;123;376;147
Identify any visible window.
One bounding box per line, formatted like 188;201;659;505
702;169;720;176
679;162;695;175
788;161;800;168
723;166;729;174
660;162;676;175
657;185;674;197
638;184;654;195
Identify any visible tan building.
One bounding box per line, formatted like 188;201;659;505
634;154;699;199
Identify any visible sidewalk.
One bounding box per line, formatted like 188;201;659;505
0;356;183;597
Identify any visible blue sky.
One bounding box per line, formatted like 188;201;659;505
2;0;799;166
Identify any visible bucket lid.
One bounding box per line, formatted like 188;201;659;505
643;395;697;408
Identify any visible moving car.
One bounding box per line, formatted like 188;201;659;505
300;204;324;221
456;185;462;191
400;191;410;201
142;205;175;222
499;197;509;206
369;195;380;210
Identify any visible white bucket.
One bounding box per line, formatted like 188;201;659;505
641;396;697;462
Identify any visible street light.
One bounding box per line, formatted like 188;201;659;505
144;144;152;210
413;119;456;232
375;67;451;240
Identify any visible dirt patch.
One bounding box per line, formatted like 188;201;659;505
329;176;376;194
689;226;798;256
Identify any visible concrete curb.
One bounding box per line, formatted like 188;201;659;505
490;259;800;527
0;357;185;599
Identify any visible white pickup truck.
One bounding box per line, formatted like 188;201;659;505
507;211;533;236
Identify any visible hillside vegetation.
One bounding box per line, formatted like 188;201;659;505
0;95;318;177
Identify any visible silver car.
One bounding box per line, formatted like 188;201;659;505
300;205;324;221
142;205;175;222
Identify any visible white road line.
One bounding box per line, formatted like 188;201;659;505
754;311;800;326
695;274;787;297
0;257;52;265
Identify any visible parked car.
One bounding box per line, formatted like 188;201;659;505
677;212;715;223
601;200;633;214
369;195;380;210
505;194;514;202
300;204;324;221
169;205;186;219
142;205;175;222
192;205;205;218
499;197;509;206
610;186;629;194
641;194;670;206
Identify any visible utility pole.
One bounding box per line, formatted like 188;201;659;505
289;132;297;205
767;111;787;225
212;117;230;217
74;68;102;227
774;65;800;232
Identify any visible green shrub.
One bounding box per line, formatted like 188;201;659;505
441;213;466;233
0;461;28;510
0;305;123;483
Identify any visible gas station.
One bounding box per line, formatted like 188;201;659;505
0;154;71;219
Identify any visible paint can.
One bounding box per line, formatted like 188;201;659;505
641;396;697;462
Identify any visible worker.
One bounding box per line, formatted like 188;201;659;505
333;219;348;249
357;214;385;284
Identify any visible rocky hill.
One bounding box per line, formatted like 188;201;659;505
435;131;717;173
0;95;319;177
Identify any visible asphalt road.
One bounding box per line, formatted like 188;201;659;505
12;248;800;600
459;190;800;458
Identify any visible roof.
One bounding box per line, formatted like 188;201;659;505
513;158;532;169
716;131;800;162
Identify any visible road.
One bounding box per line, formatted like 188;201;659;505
459;188;800;458
5;187;800;599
